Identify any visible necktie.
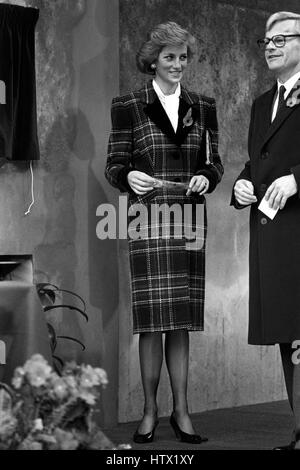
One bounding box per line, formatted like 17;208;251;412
275;85;286;119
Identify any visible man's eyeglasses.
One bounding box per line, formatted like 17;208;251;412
257;34;300;49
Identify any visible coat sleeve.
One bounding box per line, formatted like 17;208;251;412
290;164;300;198
195;98;224;193
230;100;255;209
105;97;134;193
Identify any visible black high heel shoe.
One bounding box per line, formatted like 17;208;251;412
273;441;295;450
273;431;300;450
170;412;208;444
133;420;159;444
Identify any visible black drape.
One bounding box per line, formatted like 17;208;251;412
0;4;39;165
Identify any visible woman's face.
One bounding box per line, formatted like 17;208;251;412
154;44;188;88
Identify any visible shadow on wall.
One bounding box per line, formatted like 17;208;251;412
88;167;119;329
69;0;120;425
73;97;119;428
92;0;120;331
71;107;119;330
34;111;83;364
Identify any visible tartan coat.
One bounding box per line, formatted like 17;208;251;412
106;81;223;334
231;77;300;345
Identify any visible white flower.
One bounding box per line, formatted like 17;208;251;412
78;389;97;405
33;419;44;432
94;368;108;387
52;378;69;400
23;355;52;388
0;412;17;439
12;367;26;389
64;375;77;392
80;365;108;388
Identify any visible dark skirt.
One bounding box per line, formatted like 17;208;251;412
0;4;39;166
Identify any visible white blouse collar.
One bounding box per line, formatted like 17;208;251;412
152;80;181;103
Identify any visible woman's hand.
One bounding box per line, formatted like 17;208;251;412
186;175;210;196
234;179;257;206
127;171;155;195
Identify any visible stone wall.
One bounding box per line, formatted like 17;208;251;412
0;0;120;426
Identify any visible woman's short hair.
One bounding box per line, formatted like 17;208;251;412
136;21;196;75
266;11;300;33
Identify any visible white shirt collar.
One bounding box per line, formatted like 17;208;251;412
278;71;300;98
152;80;181;103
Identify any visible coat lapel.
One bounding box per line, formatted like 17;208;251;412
257;84;276;143
140;82;200;146
141;82;176;142
176;88;200;146
261;78;300;149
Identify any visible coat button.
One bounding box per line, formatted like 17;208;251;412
260;184;267;192
172;151;181;160
261;151;269;160
261;217;268;225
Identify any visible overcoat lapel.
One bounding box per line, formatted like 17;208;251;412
257;84;276;143
260;79;300;149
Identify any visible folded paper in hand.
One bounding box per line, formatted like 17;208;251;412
152;179;189;190
258;197;279;220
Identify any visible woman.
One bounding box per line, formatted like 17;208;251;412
105;21;223;444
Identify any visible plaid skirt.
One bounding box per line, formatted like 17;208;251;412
0;4;39;166
128;187;207;334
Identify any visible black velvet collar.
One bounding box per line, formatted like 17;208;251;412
139;81;200;146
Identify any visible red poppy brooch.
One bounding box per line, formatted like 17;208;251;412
183;107;194;128
286;83;300;108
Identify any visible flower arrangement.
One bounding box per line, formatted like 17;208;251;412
0;355;128;450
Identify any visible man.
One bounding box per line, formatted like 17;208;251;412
231;11;300;450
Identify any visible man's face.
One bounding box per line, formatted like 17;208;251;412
265;19;300;81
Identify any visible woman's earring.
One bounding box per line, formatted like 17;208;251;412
151;63;156;70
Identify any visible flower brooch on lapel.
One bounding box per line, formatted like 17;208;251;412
183;107;193;128
286;84;300;108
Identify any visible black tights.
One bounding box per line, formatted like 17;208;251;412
138;330;195;434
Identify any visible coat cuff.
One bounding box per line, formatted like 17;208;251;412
290;165;300;198
118;167;133;193
196;169;217;193
230;177;252;209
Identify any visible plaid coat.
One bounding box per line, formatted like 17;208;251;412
231;78;300;345
106;81;223;334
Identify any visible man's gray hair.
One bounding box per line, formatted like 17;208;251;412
266;11;300;33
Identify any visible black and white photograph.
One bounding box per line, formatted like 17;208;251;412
0;0;300;455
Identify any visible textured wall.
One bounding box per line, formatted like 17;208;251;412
72;0;120;425
0;0;120;426
0;0;87;365
117;0;300;423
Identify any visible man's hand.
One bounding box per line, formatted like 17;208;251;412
186;176;210;196
234;179;257;206
265;175;298;210
127;171;155;195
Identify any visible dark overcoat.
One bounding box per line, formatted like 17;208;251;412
106;81;223;334
231;78;300;345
